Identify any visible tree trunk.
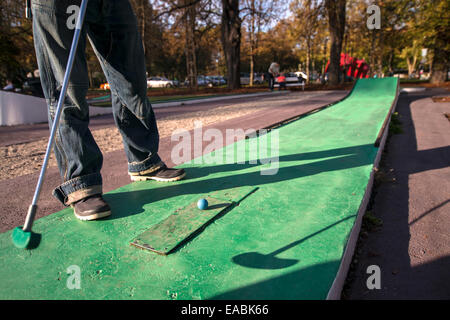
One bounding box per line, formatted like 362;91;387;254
388;51;394;75
250;42;254;86
221;0;241;89
249;0;255;87
369;30;375;77
306;40;311;84
377;31;383;76
140;0;145;55
406;56;417;76
322;38;328;76
325;0;346;85
430;47;448;84
88;66;94;88
184;1;198;89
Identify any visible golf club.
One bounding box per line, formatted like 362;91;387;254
12;0;89;249
25;0;32;19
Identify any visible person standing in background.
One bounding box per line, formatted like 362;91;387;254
267;62;280;91
276;73;286;90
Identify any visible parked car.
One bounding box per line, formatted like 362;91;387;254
393;70;408;79
294;71;308;82
184;75;214;87
22;77;44;97
198;75;213;87
216;76;227;85
147;77;175;88
205;75;226;86
240;73;263;85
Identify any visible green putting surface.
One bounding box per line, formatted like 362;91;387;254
87;93;247;107
0;78;398;299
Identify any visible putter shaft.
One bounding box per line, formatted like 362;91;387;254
21;0;89;232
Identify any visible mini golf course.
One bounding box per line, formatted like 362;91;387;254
0;78;399;300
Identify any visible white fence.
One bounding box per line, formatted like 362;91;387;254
0;90;112;126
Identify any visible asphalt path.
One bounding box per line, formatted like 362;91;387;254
345;88;450;299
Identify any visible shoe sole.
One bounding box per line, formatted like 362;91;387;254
130;172;186;182
72;209;112;221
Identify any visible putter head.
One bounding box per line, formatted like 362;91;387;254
12;226;31;249
12;227;41;249
232;252;298;270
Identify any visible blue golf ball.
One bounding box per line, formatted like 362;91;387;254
197;198;208;210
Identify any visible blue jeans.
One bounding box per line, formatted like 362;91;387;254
32;0;163;205
267;73;275;90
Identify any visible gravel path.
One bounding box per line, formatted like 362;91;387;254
0;90;347;232
0;93;312;181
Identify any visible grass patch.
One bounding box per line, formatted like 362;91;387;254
400;79;429;84
374;168;389;186
362;211;383;231
389;112;403;134
149;94;227;103
87;92;257;108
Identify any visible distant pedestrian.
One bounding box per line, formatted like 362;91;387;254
3;80;14;91
277;73;287;90
267;62;280;91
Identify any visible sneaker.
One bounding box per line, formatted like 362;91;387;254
72;194;111;221
130;165;186;182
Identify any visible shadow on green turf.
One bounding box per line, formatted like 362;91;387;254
103;143;376;221
212;260;341;299
183;144;376;180
232;215;356;270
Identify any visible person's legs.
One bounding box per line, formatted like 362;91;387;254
268;73;274;91
31;0;108;217
86;0;184;181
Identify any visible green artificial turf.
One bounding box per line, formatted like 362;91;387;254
0;78;398;300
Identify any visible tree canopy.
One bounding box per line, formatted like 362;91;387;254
0;0;448;88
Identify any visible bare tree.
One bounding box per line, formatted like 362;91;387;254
183;0;198;88
241;0;281;86
291;0;323;83
221;0;242;89
0;0;35;84
325;0;346;85
153;0;219;88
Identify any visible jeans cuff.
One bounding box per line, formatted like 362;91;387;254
52;173;103;206
128;153;163;174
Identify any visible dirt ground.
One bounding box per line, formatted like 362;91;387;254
0;93;304;181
